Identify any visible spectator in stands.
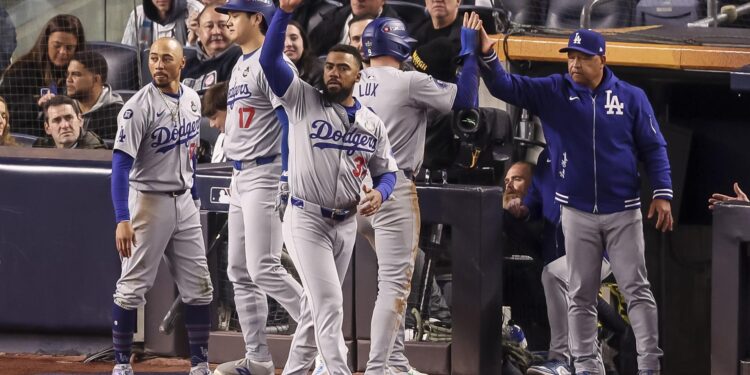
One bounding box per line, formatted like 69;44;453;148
309;0;402;55
0;96;18;146
0;5;16;73
410;37;460;82
201;81;227;163
0;14;85;138
285;21;323;89
503;161;532;209
66;51;124;140
182;5;241;92
411;0;462;48
347;15;374;64
709;182;749;208
33;95;106;149
201;0;225;4
122;0;204;49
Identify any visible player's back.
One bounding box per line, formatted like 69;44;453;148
355;67;456;175
115;83;202;192
224;47;284;162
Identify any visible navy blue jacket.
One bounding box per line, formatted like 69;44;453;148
482;51;673;214
524;149;565;264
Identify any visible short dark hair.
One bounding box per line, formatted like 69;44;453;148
327;44;363;69
202;81;228;117
72;50;109;83
44;95;82;122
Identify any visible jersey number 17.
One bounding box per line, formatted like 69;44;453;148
239;107;256;129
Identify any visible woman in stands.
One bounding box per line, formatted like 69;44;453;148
0;96;18;146
284;21;323;89
0;14;85;138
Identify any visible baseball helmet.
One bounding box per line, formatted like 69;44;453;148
361;17;417;62
216;0;276;25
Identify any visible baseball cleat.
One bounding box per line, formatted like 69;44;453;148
213;357;275;375
526;359;573;375
387;365;429;375
112;363;134;375
189;362;212;375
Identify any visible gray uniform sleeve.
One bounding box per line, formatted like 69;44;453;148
368;119;399;176
259;58;298;109
113;101;148;158
409;72;458;113
276;76;312;124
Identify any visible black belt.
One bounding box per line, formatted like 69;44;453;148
233;155;277;170
402;170;415;181
163;190;187;197
290;196;355;221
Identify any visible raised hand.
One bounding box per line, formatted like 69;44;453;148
478;21;496;55
279;0;304;13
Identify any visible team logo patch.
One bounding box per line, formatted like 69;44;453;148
191;101;198;113
432;78;449;90
203;71;217;88
242;66;250;77
123;109;133;119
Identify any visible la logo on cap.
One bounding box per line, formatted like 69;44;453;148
573;33;582;45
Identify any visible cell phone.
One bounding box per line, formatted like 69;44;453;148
40;87;50;96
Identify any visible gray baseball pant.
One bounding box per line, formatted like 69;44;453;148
281;200;356;375
542;255;610;363
114;189;213;310
562;206;662;374
227;161;307;362
357;173;420;374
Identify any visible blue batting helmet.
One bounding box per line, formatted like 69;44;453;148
216;0;276;25
361;17;417;62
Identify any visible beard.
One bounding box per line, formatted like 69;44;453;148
503;192;520;208
67;89;86;101
322;84;353;104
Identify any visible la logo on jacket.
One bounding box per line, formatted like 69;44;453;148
604;90;624;115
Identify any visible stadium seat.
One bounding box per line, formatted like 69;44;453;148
545;0;634;29
635;0;701;26
115;89;137;103
85;41;140;91
387;0;428;30
500;0;548;25
297;0;344;36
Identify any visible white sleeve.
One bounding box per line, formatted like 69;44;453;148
368;120;399;176
121;10;137;46
113;100;148;158
409;72;457;113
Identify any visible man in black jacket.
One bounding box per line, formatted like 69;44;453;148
309;0;402;56
33;95;107;149
66;51;124;140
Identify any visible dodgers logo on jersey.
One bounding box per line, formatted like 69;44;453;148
604;90;624;115
150;117;201;153
310;120;376;156
227;84;253;109
123;109;133;119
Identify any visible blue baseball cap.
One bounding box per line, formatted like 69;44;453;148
559;29;606;56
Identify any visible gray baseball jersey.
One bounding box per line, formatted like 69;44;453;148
355;67;457;174
224;48;296;162
279;77;399;208
114;83;202;191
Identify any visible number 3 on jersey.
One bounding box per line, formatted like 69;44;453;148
353;155;368;177
239;107;256;129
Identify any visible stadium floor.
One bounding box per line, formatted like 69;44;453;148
0;353;368;375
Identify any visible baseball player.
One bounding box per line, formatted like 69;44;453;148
505;151;612;375
110;37;212;375
353;16;480;375
260;0;399;373
478;27;672;375
211;1;311;374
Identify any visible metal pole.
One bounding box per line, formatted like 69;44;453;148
707;0;718;27
580;0;616;29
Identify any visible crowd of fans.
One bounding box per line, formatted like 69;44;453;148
0;0;470;153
